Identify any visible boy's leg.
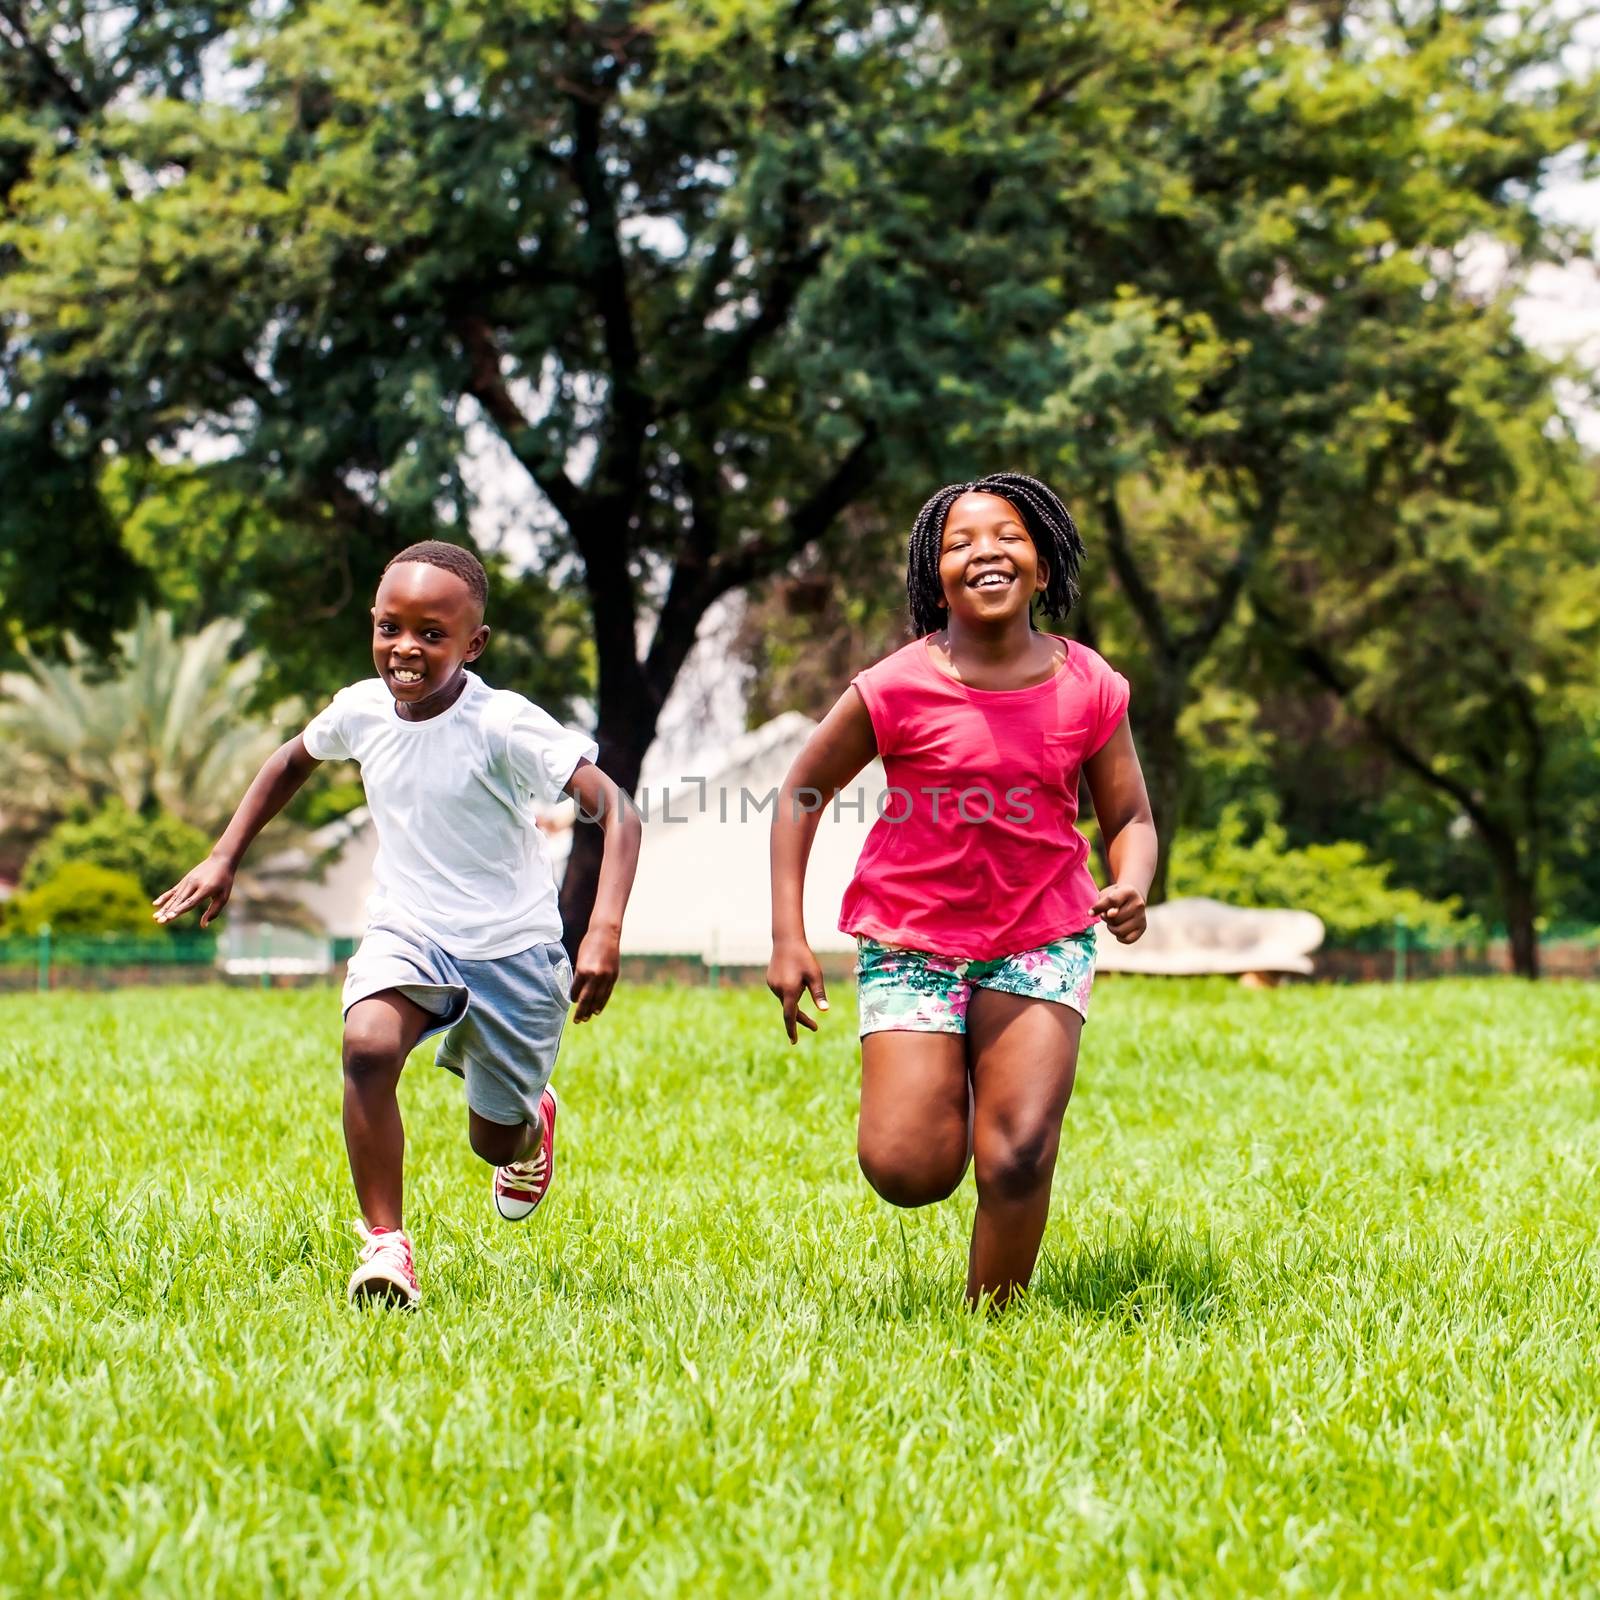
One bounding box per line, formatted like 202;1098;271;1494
467;1106;538;1167
342;990;436;1230
441;943;568;1221
858;1032;970;1207
964;990;1082;1307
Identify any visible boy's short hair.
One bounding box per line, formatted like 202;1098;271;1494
384;541;489;610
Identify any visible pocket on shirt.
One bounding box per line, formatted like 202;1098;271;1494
1040;728;1091;794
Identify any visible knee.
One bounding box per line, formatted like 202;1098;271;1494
468;1118;524;1166
858;1135;965;1209
342;1028;405;1087
975;1126;1057;1203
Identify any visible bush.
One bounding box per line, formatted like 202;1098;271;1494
21;803;210;906
1170;808;1468;944
8;862;154;937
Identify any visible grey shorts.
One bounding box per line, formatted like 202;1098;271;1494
342;924;573;1127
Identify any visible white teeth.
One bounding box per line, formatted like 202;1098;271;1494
392;669;423;682
973;573;1012;588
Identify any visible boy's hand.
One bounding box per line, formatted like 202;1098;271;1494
767;937;829;1043
570;925;620;1023
153;855;237;928
1091;882;1147;943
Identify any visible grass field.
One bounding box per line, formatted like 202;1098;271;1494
3;978;1600;1595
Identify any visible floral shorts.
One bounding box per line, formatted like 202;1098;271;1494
855;931;1098;1036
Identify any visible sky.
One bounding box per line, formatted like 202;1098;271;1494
1513;166;1600;448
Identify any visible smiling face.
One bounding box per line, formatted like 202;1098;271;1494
936;492;1049;628
370;561;488;715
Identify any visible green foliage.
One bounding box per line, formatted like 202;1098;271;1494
1006;5;1597;907
1252;374;1600;971
0;423;148;670
1170;807;1466;944
21;803;211;906
7;862;152;936
0;606;301;844
2;0;1596;943
0;606;322;923
96;457;592;715
292;777;369;832
0;3;242;664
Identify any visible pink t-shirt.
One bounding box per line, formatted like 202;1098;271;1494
838;635;1130;961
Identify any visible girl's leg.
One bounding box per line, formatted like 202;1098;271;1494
964;990;1082;1307
342;991;434;1230
858;1031;970;1207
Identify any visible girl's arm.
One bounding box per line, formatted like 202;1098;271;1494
1082;719;1158;943
153;735;323;927
562;759;643;1023
768;687;878;1041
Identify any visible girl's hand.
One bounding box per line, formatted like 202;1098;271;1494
153;855;237;928
767;938;829;1043
571;925;620;1022
1091;882;1147;943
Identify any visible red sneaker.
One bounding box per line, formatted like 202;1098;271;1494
347;1222;420;1308
494;1085;557;1221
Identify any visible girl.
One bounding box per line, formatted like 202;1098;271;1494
767;473;1156;1307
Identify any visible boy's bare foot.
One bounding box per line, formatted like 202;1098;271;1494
347;1223;420;1308
494;1086;557;1221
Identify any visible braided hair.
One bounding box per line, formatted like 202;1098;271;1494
384;540;489;612
905;472;1083;638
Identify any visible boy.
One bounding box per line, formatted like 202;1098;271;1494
155;541;641;1307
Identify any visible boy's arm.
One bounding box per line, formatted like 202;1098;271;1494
562;759;642;1023
768;687;877;1042
153;735;322;927
1082;719;1157;944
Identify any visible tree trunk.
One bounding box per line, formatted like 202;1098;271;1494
549;437;879;952
1487;837;1540;980
557;812;613;960
1135;677;1186;905
1093;479;1267;908
557;703;659;957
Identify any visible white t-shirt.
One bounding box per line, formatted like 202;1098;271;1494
301;673;596;960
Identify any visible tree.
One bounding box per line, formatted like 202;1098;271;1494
0;607;320;918
3;1;1595;939
21;801;211;905
0;3;244;657
97;456;593;713
1252;335;1600;978
4;0;925;938
731;503;910;725
979;3;1600;898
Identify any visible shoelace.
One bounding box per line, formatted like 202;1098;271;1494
354;1221;416;1283
502;1147;548;1188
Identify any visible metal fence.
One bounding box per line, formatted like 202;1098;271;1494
0;923;363;991
1318;919;1600;982
4;918;1599;992
0;927;218;991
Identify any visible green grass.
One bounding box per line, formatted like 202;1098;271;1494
3;979;1599;1595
